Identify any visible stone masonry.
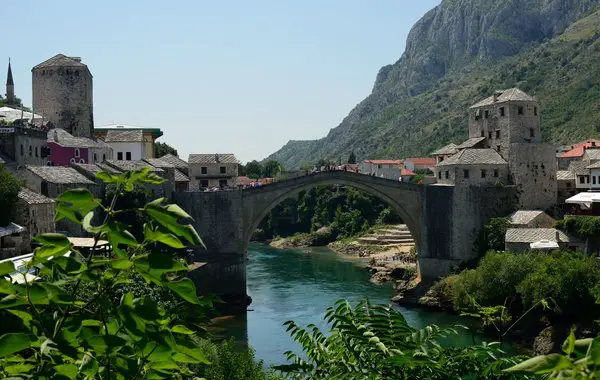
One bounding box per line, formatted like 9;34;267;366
32;54;94;138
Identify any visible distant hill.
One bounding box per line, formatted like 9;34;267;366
266;0;600;169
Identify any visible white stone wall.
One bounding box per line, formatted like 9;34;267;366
109;142;144;160
88;146;113;163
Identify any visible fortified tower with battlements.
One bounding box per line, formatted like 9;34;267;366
32;54;94;138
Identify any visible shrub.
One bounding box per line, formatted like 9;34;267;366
0;163;21;226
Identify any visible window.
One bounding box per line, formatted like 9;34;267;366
35;147;38;157
201;167;208;174
500;107;505;116
220;166;226;174
117;152;123;160
438;171;442;179
488;131;492;139
69;158;76;164
594;176;597;185
496;145;501;152
102;154;106;161
518;106;523;115
74;148;80;158
126;152;131;160
20;144;23;156
534;106;538;116
480;130;484;137
445;171;449;179
200;180;209;188
219;179;228;188
494;169;499;178
377;164;382;169
41;181;48;196
94;153;97;161
495;130;500;139
566;182;572;188
484;110;489;119
530;128;535;138
46;161;52;166
439;156;444;162
463;169;469;179
587;176;591;184
481;169;486;178
29;146;32;156
579;175;586;184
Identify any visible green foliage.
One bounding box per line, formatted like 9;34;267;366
154;141;178;158
0;164;21;226
441;250;600;322
241;160;283;179
477;217;510;253
257;186;400;241
194;338;281;380
262;160;282;178
275;299;529;379
347;151;357;164
505;331;600;378
0;167;209;379
555;216;600;238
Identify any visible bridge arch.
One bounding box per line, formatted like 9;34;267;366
241;171;423;252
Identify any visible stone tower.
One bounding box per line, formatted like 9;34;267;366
468;88;556;210
5;58;14;103
32;54;93;138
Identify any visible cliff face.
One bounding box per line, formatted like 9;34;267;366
267;0;600;169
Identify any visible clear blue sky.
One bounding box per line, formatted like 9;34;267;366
3;0;440;164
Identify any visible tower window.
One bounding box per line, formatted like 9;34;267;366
500;107;505;117
534;106;538;116
480;130;484;137
103;154;106;161
494;169;499;178
438;171;442;179
463;169;469;179
481;169;486;178
518;106;524;115
445;171;449;179
35;147;38;157
29;146;32;157
496;145;501;152
201;167;207;174
20;144;23;156
530;128;535;138
484;110;489;119
496;130;500;139
93;153;97;161
488;131;492;139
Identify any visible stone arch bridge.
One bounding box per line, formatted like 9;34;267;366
174;171;517;311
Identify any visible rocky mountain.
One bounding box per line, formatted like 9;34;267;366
267;0;600;169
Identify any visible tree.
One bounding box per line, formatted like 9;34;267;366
262;160;282;178
154;141;178;158
348;151;357;164
0;164;21;226
0;168;210;378
245;160;263;179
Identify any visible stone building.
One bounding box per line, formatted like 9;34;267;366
21;165;99;199
95;125;163;160
188;153;239;189
404;157;436;172
557;139;600;170
359;160;402;179
505;228;583;252
557;170;577;204
432;88;557;210
32;54;94;138
0;126;49;169
47;128;113;166
508;210;555;228
430;143;458;165
436;149;508;186
15;187;55;252
144;154;190;192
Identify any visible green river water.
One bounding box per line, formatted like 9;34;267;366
215;243;507;367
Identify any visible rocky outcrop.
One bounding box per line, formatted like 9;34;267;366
267;0;600;169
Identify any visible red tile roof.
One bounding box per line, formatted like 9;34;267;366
406;157;436;166
236;176;253;185
560;140;600;158
401;168;416;176
364;159;402;165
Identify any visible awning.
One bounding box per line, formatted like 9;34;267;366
530;240;559;249
565;192;600;209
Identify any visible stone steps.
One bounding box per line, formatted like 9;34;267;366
357;237;415;245
357;224;415;247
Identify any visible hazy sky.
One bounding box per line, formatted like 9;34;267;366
3;0;440;164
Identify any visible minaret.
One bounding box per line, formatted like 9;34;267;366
6;58;14;102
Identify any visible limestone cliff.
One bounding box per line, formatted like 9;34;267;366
267;0;600;169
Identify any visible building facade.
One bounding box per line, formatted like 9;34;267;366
47;128;112;166
95;125;163;160
404;157;436;172
15;187;55;252
32;54;94;138
0;126;49;169
189;153;239;189
359;160;402;179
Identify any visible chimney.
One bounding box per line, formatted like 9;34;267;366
53;130;58;142
493;91;502;102
215;154;219;163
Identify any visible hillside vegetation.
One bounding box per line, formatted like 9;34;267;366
267;1;600;168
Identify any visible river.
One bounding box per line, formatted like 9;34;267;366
213;243;493;367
